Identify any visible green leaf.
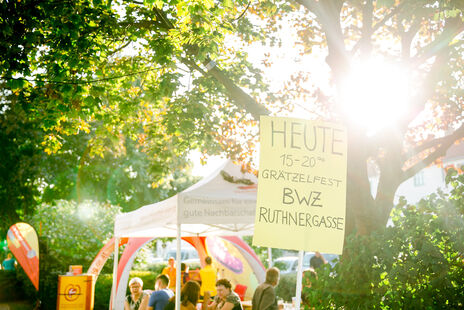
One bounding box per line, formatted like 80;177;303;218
7;78;25;90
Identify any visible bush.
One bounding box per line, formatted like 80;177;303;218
5;200;121;309
28;200;120;271
304;170;464;309
94;270;158;308
0;271;23;301
275;272;296;302
128;270;157;292
35;238;64;310
0;238;62;309
147;262;167;275
94;274;113;309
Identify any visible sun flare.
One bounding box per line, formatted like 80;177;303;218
340;58;411;135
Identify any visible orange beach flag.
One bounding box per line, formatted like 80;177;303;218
7;223;40;290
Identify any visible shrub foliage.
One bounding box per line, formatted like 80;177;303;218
304;169;464;309
14;200;120;309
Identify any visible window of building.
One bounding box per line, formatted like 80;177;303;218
414;171;425;186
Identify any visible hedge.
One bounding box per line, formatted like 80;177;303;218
95;270;159;308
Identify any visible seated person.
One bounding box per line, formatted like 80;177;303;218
125;277;149;310
206;279;243;310
148;274;174;310
166;280;210;310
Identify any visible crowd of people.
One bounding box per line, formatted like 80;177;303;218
125;252;330;310
2;250;324;310
125;255;221;310
125;256;285;310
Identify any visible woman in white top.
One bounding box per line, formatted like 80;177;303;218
125;277;149;310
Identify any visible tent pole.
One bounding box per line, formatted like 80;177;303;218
267;247;273;267
295;250;304;310
175;224;181;310
111;237;119;310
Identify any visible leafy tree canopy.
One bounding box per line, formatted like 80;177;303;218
1;0;464;239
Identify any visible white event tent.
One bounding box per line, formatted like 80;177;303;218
114;160;258;238
112;160;260;309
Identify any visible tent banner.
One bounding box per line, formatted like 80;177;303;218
87;237;128;278
111;237;152;310
253;116;347;254
7;222;40;290
177;162;258;225
178;193;256;224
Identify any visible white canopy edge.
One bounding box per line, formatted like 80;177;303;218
114;160;258;238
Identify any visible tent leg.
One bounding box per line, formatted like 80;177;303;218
111;237;119;310
295;250;304;310
267;247;273;268
175;224;181;310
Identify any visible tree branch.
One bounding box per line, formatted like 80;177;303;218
412;125;464;157
296;0;348;82
412;17;464;64
293;0;320;15
398;18;464;177
233;1;252;21
107;41;132;57
153;7;175;30
206;65;270;119
126;0;143;5
142;6;268;119
181;57;270;119
351;2;405;56
180;58;208;75
401;124;464;182
400;17;422;60
399;45;450;131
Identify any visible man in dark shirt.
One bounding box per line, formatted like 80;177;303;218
252;267;280;310
309;252;326;270
148;274;174;310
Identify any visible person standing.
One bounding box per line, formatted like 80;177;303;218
200;256;217;298
148;274;174;310
125;277;149;310
309;252;327;270
162;257;177;292
252;267;280;310
2;253;16;271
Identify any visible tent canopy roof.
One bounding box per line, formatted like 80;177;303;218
114;160;258;237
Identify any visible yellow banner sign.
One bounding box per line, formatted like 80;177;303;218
253;116;347;254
